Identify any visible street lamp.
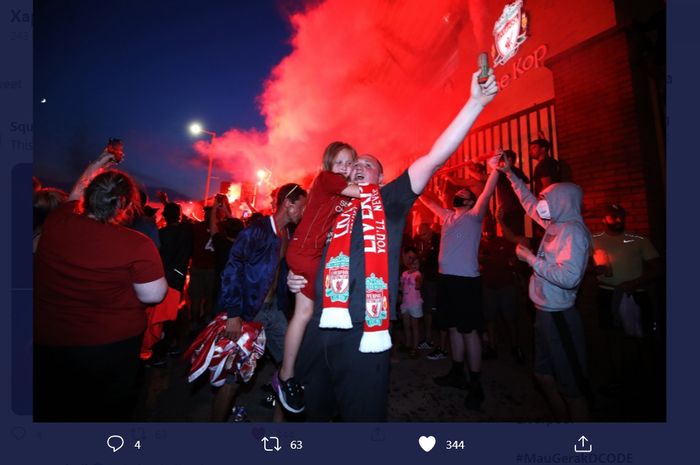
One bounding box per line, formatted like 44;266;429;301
189;122;217;206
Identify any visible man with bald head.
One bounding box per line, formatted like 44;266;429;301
288;68;499;421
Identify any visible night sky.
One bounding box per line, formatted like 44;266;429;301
34;0;294;200
34;0;561;206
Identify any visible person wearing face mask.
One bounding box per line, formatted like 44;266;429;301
498;156;592;422
591;204;662;396
418;154;502;411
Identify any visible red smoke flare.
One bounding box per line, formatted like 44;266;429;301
195;0;495;200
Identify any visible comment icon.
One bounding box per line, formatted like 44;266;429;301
106;435;124;453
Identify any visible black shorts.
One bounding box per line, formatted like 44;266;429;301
437;274;483;333
421;279;438;312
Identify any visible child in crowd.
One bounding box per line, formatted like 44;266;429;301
273;141;361;413
400;247;424;358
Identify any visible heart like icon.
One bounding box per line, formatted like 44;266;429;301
418;435;436;452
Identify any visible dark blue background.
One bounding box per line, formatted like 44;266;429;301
32;0;293;199
2;0;695;463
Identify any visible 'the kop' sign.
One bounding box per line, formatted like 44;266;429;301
497;44;548;90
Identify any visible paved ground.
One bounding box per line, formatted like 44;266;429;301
133;275;666;423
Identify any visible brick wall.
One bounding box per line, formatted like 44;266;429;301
546;27;665;247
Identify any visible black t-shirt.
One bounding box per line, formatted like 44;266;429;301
314;171;418;322
496;165;529;214
212;233;234;278
158;222;193;291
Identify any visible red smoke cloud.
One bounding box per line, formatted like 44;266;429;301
195;0;493;202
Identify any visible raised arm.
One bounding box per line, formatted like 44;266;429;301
68;151;116;201
209;195;232;235
499;157;546;228
408;69;498;195
465;161;488;181
156;190;169;205
472;156;501;218
417;192;450;222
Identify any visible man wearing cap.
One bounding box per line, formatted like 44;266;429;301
591;204;661;392
419;158;500;410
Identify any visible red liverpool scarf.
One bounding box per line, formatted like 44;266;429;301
321;184;391;353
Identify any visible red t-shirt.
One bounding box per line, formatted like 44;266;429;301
34;201;164;346
288;170;350;257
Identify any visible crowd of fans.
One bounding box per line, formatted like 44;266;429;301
33;69;664;423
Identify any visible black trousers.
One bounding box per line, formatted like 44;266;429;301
296;323;390;422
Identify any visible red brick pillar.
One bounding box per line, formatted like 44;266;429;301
546;26;665;248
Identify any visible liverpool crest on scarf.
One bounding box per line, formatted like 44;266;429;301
321;184;392;353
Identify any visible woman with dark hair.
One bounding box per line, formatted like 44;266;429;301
34;152;167;421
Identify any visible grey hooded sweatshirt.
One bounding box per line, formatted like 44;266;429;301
507;173;591;312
